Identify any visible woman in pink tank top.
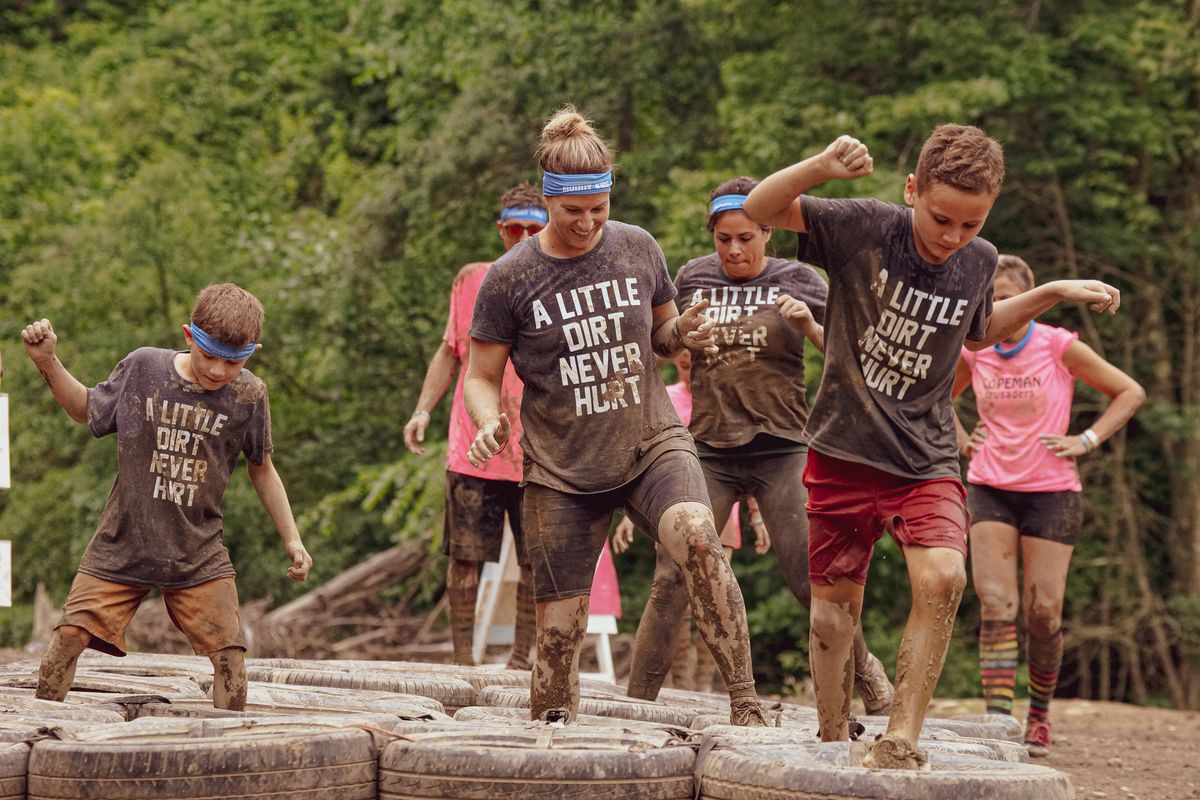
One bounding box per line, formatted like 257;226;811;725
952;255;1144;757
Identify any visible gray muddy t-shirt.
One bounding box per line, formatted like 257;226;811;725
79;347;272;588
800;197;996;480
470;220;692;494
675;254;828;448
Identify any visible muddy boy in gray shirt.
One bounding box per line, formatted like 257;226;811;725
22;283;312;710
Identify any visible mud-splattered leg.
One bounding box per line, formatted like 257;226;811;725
810;581;864;740
1021;537;1072;738
627;544;691;699
882;547;967;748
447;558;481;666
656;502;764;723
530;595;589;721
507;564;537;671
210;647;247;711
973;521;1021;714
36;626;90;701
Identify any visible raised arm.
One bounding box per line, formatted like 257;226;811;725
743;136;874;232
246;454;312;581
21;319;88;424
965;280;1120;350
403;340;460;454
464;338;512;467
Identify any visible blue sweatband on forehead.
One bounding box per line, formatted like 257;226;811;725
189;323;257;361
500;206;549;224
541;170;614;196
709;194;748;215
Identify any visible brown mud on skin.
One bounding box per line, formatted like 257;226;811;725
531;597;587;721
211;649;247;711
36;630;87;701
890;572;966;740
864;732;929;771
811;599;855;741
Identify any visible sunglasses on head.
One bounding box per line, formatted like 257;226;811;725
502;222;543;236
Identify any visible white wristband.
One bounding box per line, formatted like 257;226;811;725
412;409;431;420
1080;428;1100;452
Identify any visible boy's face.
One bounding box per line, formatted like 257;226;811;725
904;176;995;264
182;327;252;391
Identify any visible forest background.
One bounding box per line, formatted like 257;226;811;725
0;0;1197;708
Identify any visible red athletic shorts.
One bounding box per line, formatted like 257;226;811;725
804;449;969;585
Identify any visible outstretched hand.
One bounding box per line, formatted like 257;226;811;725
21;318;58;365
821;135;873;181
1056;280;1120;315
467;412;510;468
676;299;718;356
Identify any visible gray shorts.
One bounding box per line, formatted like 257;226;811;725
522;449;710;602
442;471;527;565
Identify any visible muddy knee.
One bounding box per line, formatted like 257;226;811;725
810;600;856;647
1025;600;1063;640
976;584;1017;619
924;561;968;603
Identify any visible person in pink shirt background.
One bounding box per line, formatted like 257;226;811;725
954;254;1145;756
403;183;546;668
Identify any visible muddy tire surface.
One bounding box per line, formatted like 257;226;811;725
27;719;378;799
475;685;697;727
0;743;28;800
0;694;126;723
244;667;475;710
379;724;696;799
698;742;1073;800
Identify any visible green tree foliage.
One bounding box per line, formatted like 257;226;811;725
0;0;1196;705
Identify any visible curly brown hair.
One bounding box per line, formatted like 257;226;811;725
499;182;545;210
915;124;1005;196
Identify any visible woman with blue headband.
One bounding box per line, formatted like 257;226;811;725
623;177;894;715
464;106;769;725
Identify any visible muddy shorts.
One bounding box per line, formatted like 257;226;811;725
522;448;710;603
804;449;969;585
58;572;246;657
442;471;528;566
967;483;1082;545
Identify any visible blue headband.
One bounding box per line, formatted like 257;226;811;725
189;323;257;361
541;170;614;196
500;206;549;224
709;194;748;215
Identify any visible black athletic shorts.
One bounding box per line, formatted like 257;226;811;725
967;482;1082;545
522;448;710;603
442;471;527;565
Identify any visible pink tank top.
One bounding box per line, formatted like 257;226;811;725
444;263;525;481
961;323;1081;492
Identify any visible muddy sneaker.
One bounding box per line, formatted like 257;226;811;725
854;653;895;716
538;708;570;726
729;699;772;727
862;733;930;771
1024;717;1052;757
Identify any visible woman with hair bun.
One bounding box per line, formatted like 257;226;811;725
624;177;896;715
465;107;769;725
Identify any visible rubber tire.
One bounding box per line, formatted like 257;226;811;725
693;726;1011;762
476;685;696;727
0;695;126;723
0;671;206;699
697;742;1073;800
379;725;695;799
0;743;28;800
453;706;693;735
28;726;377;799
948;713;1025;742
244;667;475;710
133;698;450;723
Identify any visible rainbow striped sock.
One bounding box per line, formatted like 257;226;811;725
980;619;1018;714
1027;627;1063;722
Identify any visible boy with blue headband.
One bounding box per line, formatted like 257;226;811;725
404;183;547;668
21;283;311;710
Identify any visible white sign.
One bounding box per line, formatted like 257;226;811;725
0;540;10;607
0;394;8;489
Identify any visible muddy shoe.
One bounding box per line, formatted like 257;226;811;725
854;653;895;716
848;714;866;741
862;733;930;771
1024;717;1052;757
729;699;772;727
538;708;571;726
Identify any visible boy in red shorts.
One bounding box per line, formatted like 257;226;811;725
21;283;312;710
745;126;1120;768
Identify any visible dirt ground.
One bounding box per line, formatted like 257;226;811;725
3;647;1197;798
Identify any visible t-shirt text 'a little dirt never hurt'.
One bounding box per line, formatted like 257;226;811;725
533;276;646;417
857;269;970;401
146;399;228;508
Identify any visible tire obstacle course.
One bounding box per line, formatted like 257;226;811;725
0;653;1074;799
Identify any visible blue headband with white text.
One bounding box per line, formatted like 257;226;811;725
541;170;614;196
500;206;549;224
709;194;748;215
189;323;257;361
